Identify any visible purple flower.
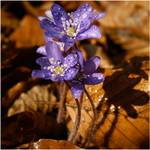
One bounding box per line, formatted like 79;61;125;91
39;3;105;51
32;41;80;81
69;51;104;99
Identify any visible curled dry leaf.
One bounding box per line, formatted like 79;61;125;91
29;139;79;149
2;78;44;115
7;84;57;117
10;15;45;48
66;56;149;148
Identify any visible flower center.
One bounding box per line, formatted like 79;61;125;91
66;27;76;37
61;14;80;38
54;66;64;75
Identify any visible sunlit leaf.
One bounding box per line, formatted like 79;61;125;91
66;60;149;148
29;139;79;149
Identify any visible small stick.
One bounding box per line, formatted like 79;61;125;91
57;82;67;123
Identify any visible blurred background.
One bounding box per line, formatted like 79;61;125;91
1;1;149;149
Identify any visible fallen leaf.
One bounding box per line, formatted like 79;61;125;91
66;56;149;148
99;1;149;51
7;84;57;117
29;139;79;149
10;15;45;48
2;78;42;115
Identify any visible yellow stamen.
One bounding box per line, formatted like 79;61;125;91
66;27;76;37
54;66;64;75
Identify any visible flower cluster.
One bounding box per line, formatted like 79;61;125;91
32;3;105;99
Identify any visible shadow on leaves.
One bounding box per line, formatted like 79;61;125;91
91;56;149;148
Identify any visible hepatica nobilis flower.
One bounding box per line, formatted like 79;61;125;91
32;41;80;81
32;3;105;142
69;52;104;99
39;3;105;51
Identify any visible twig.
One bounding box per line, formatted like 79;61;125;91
57;82;67;123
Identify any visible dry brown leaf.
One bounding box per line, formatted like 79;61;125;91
99;1;149;51
66;57;149;148
29;139;79;149
10;15;45;48
7;84;57;117
2;78;42;113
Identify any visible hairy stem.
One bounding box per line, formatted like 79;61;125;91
68;98;81;143
65;81;83;143
84;88;97;147
57;82;67;123
85;94;107;147
84;88;97;117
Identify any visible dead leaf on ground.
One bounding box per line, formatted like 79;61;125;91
2;78;42;114
29;139;79;149
7;84;57;117
99;1;149;51
10;15;45;48
66;56;149;148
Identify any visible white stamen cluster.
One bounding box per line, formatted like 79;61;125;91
43;58;68;77
43;54;78;78
61;13;80;39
